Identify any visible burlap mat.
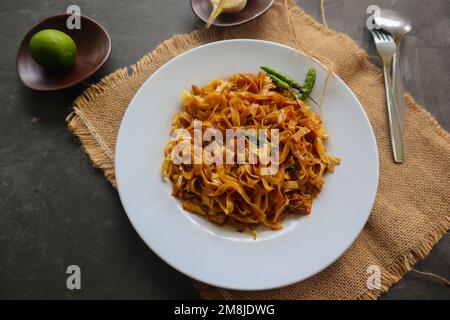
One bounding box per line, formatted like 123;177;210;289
67;0;450;299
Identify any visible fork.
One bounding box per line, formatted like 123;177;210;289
371;29;404;163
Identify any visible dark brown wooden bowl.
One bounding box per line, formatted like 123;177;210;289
191;0;275;27
16;14;111;91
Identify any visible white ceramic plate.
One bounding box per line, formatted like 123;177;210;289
115;40;379;290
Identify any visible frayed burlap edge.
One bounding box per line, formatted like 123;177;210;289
358;216;450;300
66;3;450;300
66;28;225;186
67;111;117;187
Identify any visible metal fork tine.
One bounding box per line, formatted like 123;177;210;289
373;29;393;42
381;29;394;42
372;29;380;41
375;29;384;41
373;29;380;40
386;32;393;41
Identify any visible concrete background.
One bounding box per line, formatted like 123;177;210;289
0;0;448;299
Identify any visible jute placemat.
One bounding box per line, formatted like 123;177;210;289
66;0;450;299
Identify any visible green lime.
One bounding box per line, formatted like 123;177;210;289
28;29;77;70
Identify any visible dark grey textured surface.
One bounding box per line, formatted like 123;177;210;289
0;0;448;300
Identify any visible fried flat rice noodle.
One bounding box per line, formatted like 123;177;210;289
162;73;340;231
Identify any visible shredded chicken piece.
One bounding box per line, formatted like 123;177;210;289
287;193;312;215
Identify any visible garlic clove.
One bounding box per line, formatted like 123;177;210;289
207;0;247;28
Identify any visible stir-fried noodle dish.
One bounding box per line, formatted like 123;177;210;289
162;67;340;235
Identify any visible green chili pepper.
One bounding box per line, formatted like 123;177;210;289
297;68;316;100
260;66;303;90
266;73;290;91
261;66;317;102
